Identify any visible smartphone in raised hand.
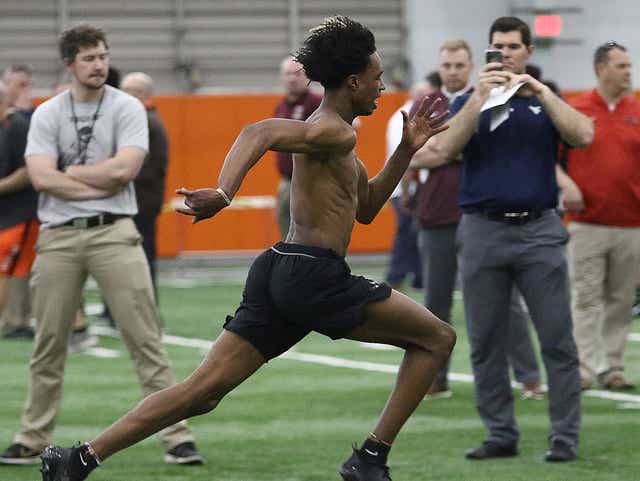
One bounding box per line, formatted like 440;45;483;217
485;49;503;69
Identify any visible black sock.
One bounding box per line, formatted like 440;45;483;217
360;437;391;465
68;443;99;481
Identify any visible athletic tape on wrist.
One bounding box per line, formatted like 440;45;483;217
216;187;232;206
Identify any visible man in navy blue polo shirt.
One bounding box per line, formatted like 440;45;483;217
426;17;593;462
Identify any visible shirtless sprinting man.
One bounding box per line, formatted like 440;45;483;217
40;16;454;481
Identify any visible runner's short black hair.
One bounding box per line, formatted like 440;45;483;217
295;16;376;90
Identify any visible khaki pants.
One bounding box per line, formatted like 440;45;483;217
0;277;31;333
568;222;640;382
14;218;193;451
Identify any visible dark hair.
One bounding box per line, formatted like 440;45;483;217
106;66;121;87
489;17;531;47
425;70;442;90
525;64;542;80
59;24;109;62
295;16;376;90
594;41;627;68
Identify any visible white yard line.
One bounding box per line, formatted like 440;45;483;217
90;326;640;406
629;333;640;342
82;347;121;358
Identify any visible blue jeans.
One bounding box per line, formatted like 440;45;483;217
385;197;422;288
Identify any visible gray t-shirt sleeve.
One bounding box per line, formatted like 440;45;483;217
25;102;59;158
117;97;149;152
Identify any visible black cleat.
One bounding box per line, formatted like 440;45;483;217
40;444;97;481
40;445;74;481
340;447;392;481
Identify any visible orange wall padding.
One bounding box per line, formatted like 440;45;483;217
152;92;409;257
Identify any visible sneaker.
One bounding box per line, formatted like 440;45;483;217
544;439;577;462
0;443;41;465
340;447;392;481
600;371;635;390
68;328;98;354
521;381;545;400
164;442;205;465
580;377;593;391
465;441;518;460
2;326;35;340
424;383;452;400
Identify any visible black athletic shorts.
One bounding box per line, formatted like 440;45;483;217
223;242;392;360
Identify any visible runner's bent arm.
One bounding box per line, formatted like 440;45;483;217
356;142;415;224
217;118;355;198
356;98;450;224
176;117;355;222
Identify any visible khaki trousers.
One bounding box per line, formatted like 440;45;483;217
14;218;193;451
568;222;640;382
0;277;31;333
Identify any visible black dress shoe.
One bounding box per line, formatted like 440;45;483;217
465;441;518;460
544;439;577;462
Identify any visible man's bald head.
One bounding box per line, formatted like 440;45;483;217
121;72;154;103
280;56;310;101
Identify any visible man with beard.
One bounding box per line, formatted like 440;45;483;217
0;24;203;467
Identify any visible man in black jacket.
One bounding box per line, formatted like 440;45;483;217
121;72;169;303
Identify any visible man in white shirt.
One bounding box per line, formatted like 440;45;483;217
384;78;438;289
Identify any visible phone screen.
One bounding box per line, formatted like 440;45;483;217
485;49;503;68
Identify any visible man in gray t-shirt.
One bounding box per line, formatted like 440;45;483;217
26;83;146;229
0;23;204;467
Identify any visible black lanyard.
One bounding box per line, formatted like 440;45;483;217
68;89;105;164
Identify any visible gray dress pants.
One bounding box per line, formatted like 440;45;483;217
418;224;540;389
457;211;581;448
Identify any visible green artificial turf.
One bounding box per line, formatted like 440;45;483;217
1;279;638;481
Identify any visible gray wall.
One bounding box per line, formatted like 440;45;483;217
406;0;640;91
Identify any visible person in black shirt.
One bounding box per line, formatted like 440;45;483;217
0;80;38;339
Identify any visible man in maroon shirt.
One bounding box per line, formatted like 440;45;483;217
273;56;322;239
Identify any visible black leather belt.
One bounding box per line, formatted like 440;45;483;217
54;214;129;229
477;210;546;225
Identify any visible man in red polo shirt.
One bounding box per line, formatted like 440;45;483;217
558;41;640;391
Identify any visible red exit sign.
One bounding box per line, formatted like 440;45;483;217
535;15;563;37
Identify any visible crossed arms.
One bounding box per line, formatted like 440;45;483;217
26;146;146;200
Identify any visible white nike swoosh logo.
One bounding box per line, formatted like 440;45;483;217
79;452;88;466
364;448;379;456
